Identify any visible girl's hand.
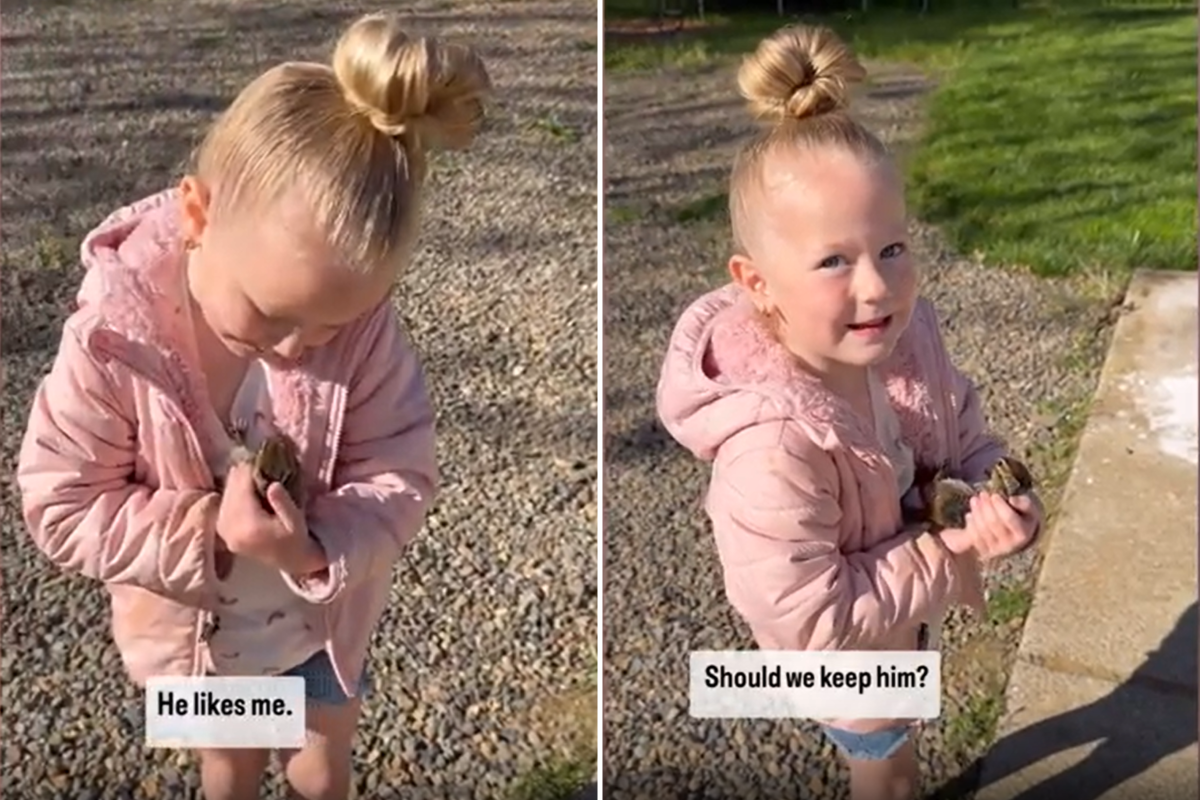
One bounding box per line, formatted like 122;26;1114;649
216;462;322;576
940;491;1041;562
1004;492;1044;539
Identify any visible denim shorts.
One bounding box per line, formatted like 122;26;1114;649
279;650;371;706
821;724;911;761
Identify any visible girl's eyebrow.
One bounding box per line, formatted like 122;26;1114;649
813;241;854;254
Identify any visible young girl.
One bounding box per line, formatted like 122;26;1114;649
16;13;490;800
656;25;1043;800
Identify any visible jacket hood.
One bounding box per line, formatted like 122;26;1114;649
656;283;930;462
69;189;213;426
76;189;187;342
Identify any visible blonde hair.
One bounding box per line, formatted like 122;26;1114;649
729;25;890;255
194;12;491;273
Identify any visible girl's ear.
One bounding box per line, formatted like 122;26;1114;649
728;254;770;307
178;175;212;246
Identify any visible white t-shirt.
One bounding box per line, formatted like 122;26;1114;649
868;368;942;652
202;360;324;676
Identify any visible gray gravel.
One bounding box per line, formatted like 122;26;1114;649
602;61;1115;799
1;1;596;797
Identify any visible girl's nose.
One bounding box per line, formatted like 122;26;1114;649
854;259;890;301
273;333;306;361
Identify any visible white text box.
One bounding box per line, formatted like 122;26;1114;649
689;650;941;720
146;676;306;749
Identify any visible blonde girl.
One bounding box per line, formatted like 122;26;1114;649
657;25;1042;800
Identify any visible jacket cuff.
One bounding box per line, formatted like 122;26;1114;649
280;533;346;604
915;531;986;615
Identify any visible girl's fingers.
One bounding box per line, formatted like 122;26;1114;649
1007;494;1036;516
980;494;1037;558
983;493;1025;536
266;482;294;515
266;484;305;536
220;464;264;524
979;493;1020;557
1006;494;1043;537
225;462;256;492
969;493;996;533
966;494;986;528
965;496;997;559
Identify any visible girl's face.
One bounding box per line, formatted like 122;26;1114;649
180;177;396;365
730;148;918;388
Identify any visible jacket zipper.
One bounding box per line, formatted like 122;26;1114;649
321;383;350;488
317;381;350;654
926;314;960;473
940;346;962;472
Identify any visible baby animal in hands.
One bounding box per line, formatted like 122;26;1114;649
908;456;1036;533
224;427;306;512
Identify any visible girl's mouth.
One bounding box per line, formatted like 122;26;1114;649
847;315;893;337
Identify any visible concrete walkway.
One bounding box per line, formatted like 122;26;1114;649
977;270;1199;800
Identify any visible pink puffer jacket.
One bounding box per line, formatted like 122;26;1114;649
16;190;439;697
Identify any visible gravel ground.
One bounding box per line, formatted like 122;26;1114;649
602;59;1116;799
1;1;597;797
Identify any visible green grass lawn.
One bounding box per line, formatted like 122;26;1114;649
605;0;1197;276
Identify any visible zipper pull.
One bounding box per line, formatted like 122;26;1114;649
200;613;221;643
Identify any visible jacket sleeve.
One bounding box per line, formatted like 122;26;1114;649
282;306;438;604
953;366;1007;484
923;299;1006;483
16;323;222;609
712;433;967;651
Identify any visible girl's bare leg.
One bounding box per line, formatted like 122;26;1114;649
196;748;270;800
277;699;362;800
846;739;920;800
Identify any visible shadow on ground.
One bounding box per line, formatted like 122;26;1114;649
933;602;1198;800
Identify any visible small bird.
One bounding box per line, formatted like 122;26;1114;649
210;424;306;581
220;423;306;513
905;456;1036;533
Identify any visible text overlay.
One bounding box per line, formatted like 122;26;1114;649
145;676;306;749
689;650;941;720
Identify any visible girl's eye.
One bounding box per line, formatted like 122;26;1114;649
818;255;845;269
256;311;296;335
881;242;907;259
244;304;276;330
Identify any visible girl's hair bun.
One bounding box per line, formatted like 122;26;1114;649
333;12;492;151
737;25;866;124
